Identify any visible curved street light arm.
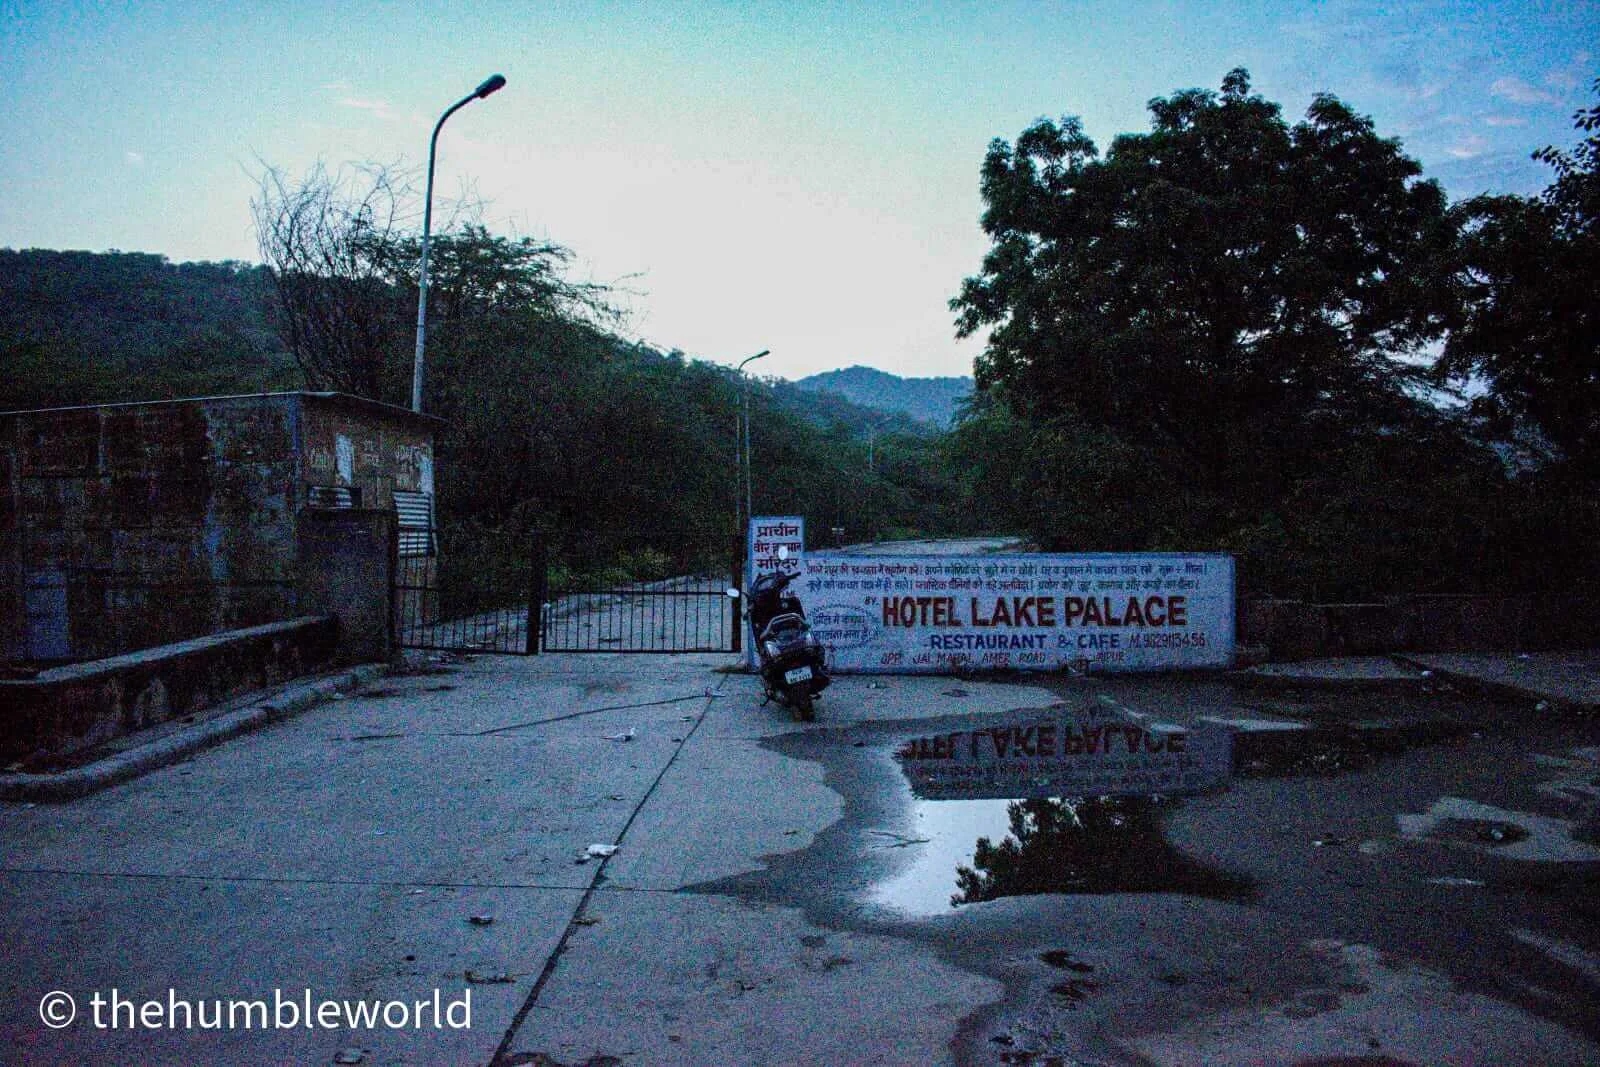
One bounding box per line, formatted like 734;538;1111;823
411;77;506;413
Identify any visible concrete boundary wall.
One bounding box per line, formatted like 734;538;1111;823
1242;594;1600;661
0;615;338;768
297;508;394;664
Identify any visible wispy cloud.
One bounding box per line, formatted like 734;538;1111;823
1448;133;1490;160
124;150;145;167
338;96;401;122
1490;76;1563;107
1483;114;1528;127
1430;149;1550;198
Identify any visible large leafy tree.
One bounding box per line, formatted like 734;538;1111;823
1436;79;1600;476
952;70;1453;499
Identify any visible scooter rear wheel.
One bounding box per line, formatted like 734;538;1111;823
791;689;815;723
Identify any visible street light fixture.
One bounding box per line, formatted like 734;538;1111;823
410;74;507;413
736;349;769;530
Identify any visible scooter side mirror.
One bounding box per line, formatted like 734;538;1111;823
725;587;741;599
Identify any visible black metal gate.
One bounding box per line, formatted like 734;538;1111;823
392;525;540;654
538;529;743;653
392;525;742;655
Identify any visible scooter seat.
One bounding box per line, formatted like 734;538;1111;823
759;613;806;642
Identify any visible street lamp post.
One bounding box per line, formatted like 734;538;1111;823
735;349;769;530
411;73;507;414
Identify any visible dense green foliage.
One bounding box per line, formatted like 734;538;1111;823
952;70;1598;600
0;249;295;408
1437;78;1600;479
0;242;962;563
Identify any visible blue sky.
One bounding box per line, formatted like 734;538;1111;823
0;1;1593;379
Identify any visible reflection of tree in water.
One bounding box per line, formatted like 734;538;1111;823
953;797;1253;907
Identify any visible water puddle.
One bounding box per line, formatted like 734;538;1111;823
870;794;1253;917
1397;795;1600;863
869;798;1012;916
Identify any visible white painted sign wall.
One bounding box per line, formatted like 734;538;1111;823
799;552;1234;673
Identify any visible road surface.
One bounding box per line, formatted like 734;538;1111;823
3;579;1597;1064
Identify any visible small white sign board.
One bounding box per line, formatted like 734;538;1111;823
747;516;805;666
749;516;805;580
895;700;1231;800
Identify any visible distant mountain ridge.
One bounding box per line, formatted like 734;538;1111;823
792;365;972;428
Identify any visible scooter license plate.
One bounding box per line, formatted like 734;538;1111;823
784;666;813;684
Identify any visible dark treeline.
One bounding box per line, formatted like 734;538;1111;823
0;249;296;406
951;70;1599;601
0;240;963;568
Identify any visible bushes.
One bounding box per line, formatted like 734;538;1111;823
949;389;1600;602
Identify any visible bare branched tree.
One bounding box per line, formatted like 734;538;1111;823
252;162;418;401
253;159;625;406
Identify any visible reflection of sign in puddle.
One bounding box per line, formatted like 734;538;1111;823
873;701;1243;916
894;697;1231;801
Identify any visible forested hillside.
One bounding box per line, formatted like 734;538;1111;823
0;245;966;551
0;249;295;408
794;365;972;428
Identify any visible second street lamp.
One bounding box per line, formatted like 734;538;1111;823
410;73;507;414
736;349;769;530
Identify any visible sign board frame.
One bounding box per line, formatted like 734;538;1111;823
798;551;1235;673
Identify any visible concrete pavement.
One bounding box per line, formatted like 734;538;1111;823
1;653;741;1064
0;652;1049;1065
4;646;1599;1065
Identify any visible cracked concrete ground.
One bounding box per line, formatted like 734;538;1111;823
3;650;1598;1065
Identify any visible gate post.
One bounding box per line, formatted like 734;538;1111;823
527;531;548;655
297;508;396;664
731;530;743;654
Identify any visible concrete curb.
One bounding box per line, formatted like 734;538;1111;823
1232;656;1430;695
0;663;390;803
1390;655;1597;712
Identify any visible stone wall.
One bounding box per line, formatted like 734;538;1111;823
298;394;434;510
0;396;301;662
0;616;338;768
297;508;395;664
1;392;438;664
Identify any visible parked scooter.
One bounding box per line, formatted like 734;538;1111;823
744;551;829;721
